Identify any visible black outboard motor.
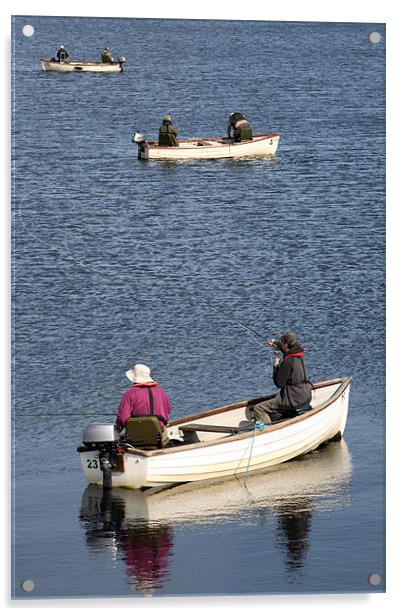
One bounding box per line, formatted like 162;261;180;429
83;423;120;489
118;56;126;70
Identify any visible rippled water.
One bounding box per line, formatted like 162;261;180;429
12;16;385;598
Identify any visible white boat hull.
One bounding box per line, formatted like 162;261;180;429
41;59;124;73
79;378;351;489
137;133;280;160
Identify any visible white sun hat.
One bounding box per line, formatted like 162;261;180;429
125;363;154;384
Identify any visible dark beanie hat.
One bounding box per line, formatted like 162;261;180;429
280;331;299;348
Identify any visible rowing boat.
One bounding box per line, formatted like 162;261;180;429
132;132;280;160
78;378;351;490
41;58;126;73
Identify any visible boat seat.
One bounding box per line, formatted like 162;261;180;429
296;403;313;415
125;417;170;449
270;405;312;424
197;141;220;147
180;423;241;435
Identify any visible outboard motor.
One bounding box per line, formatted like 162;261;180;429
132;132;147;158
118;56;126;70
132;132;146;144
83;423;120;489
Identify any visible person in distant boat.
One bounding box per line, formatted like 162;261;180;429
246;331;312;424
101;47;113;63
158;115;179;147
56;44;69;62
227;112;253;142
115;363;171;432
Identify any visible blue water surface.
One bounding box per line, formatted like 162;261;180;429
11;16;385;599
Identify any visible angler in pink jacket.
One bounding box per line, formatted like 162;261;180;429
115;363;171;431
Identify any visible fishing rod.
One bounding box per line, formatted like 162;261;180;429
16;184;272;349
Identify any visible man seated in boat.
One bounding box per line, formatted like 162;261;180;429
115;363;171;434
56;44;69;62
158;115;179;147
247;331;312;424
101;47;113;63
227;112;253;142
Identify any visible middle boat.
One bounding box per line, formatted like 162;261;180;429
132;131;280;160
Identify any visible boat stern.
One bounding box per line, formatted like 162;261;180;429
78;422;148;488
132;132;149;159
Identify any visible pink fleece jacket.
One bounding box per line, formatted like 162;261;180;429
116;383;171;430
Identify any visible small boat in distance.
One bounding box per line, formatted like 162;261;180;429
78;378;351;490
132;131;280;160
41;57;126;73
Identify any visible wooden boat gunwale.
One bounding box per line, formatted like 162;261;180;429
146;132;281;150
78;378;350;458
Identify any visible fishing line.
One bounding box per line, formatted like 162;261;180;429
243;420;265;489
16;184;270;349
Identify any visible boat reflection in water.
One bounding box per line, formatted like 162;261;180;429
79;490;174;596
275;499;313;575
79;441;352;595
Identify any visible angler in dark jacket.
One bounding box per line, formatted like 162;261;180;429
56;45;69;62
227;112;253;142
247;331;312;424
158;115;179;147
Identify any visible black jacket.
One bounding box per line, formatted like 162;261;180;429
56;48;69;62
227;113;252;141
271;345;312;411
